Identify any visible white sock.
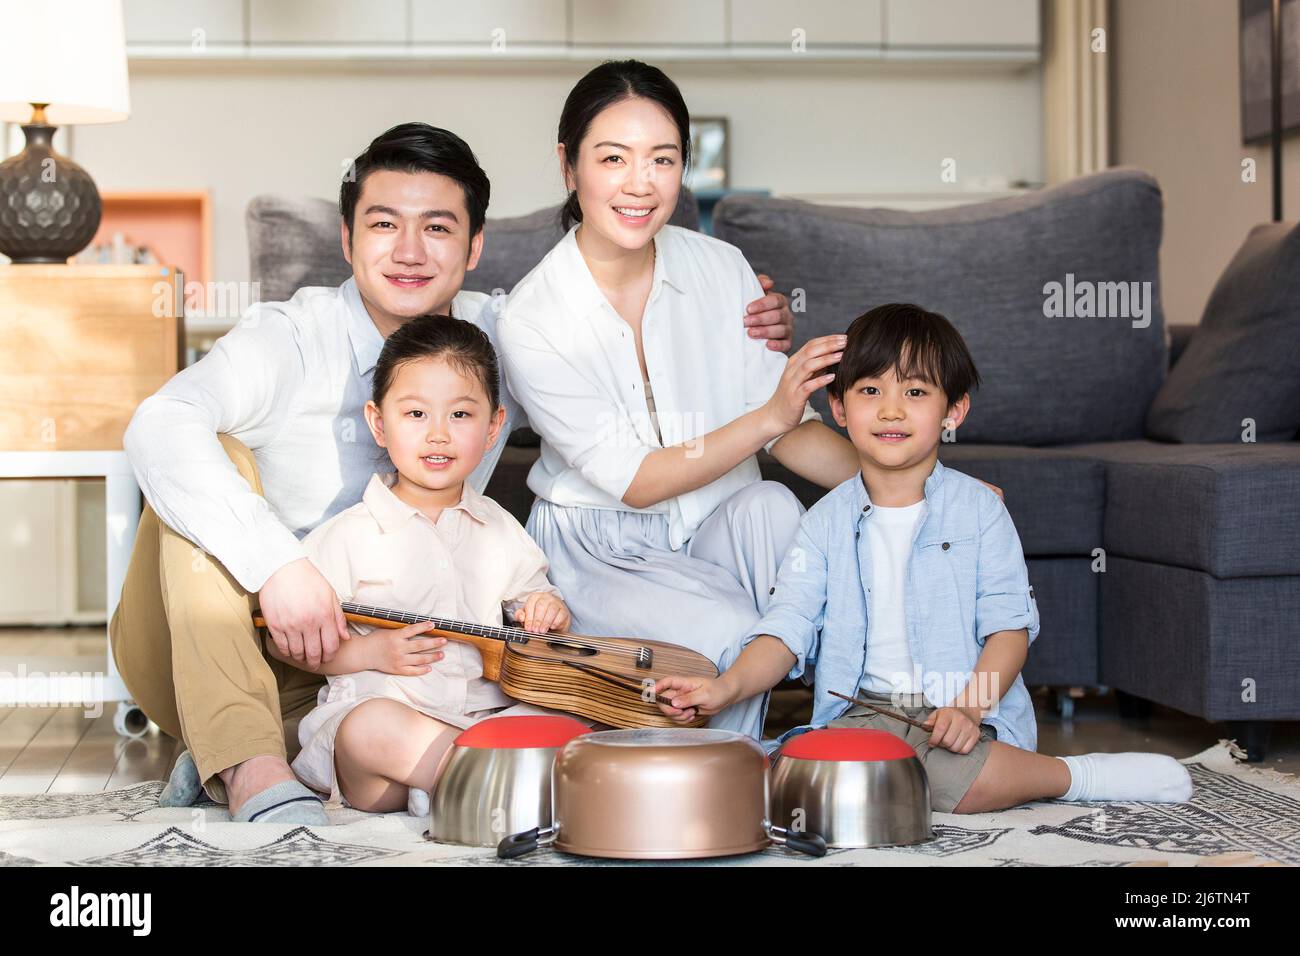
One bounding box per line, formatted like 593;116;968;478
407;786;431;818
1057;753;1193;802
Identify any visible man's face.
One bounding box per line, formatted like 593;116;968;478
342;169;483;330
830;367;969;472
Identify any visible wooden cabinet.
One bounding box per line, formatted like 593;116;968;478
729;0;883;46
0;265;184;451
884;0;1039;48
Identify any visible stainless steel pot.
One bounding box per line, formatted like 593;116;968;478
424;715;589;847
498;728;826;860
770;728;932;848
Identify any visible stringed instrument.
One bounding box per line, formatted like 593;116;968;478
252;601;717;729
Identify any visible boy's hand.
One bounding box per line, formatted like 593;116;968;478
654;674;738;723
513;592;571;634
368;621;447;676
922;706;982;754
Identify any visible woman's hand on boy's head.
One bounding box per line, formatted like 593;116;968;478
745;274;794;353
921;706;982;755
513;591;571;634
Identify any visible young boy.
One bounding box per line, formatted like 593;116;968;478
656;303;1193;813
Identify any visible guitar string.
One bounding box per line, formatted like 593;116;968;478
339;601;653;659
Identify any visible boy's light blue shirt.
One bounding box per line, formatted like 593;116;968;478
747;458;1041;752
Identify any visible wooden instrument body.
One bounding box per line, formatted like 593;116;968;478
289;612;719;730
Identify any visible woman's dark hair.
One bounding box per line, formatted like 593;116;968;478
829;303;981;407
372;314;502;412
340;122;491;240
557;60;691;231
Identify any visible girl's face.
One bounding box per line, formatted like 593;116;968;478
364;355;505;496
559;96;683;251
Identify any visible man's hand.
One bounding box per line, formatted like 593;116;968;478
744;274;795;352
367;621;448;676
257;558;349;670
921;706;983;754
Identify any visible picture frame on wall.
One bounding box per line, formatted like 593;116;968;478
1239;0;1300;143
685;116;729;192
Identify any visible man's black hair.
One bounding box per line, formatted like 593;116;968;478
340;122;490;240
829;303;980;407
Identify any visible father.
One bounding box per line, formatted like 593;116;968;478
109;122;797;823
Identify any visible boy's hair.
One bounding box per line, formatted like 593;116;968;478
829;303;980;407
340;122;490;240
372;315;501;412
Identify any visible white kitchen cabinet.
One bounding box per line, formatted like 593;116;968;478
729;0;883;46
412;0;568;44
123;0;244;45
249;0;407;44
571;0;727;46
884;0;1039;48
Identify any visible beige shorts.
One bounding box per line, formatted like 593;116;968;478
825;691;996;813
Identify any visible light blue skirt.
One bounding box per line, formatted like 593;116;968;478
525;480;804;739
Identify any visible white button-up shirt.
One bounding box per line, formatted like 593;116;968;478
123;278;520;594
497;224;819;550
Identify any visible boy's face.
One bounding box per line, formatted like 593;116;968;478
342;169;484;331
830;367;970;472
364;355;505;497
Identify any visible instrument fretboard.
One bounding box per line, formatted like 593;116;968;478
340;602;529;645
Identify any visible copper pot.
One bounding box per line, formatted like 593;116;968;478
498;728;826;860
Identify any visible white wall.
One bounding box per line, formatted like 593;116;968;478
73;58;1043;286
1112;0;1300;326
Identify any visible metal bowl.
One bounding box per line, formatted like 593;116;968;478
424;715;589;847
770;728;932;848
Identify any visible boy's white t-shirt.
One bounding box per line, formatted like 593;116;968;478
858;499;928;696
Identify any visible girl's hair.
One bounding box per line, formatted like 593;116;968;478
372;314;501;412
558;59;692;231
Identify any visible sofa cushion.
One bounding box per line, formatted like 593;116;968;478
712;168;1167;446
1067;440;1300;577
247;190;700;305
1146;221;1300;443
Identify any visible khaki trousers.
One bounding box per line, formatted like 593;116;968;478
109;434;326;802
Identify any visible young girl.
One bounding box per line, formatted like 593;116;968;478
275;315;579;814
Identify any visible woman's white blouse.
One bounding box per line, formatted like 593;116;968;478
498;224;820;550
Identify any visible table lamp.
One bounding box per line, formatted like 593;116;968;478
0;0;130;263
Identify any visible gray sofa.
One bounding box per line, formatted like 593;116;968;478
247;168;1300;759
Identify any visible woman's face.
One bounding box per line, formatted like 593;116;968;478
560;96;683;251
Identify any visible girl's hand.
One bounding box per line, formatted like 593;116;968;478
366;621;448;676
513;592;571;634
763;334;847;433
921;706;982;754
654;674;737;723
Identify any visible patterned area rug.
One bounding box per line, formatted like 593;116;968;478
0;742;1295;866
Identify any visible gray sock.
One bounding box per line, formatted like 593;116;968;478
159;750;203;808
231;780;330;825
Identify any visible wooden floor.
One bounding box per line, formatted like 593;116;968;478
1;627;1296;796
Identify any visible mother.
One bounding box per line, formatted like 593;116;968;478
497;61;860;738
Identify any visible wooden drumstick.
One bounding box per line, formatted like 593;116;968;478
829;689;933;732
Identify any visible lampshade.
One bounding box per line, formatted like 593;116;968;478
0;0;130;125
